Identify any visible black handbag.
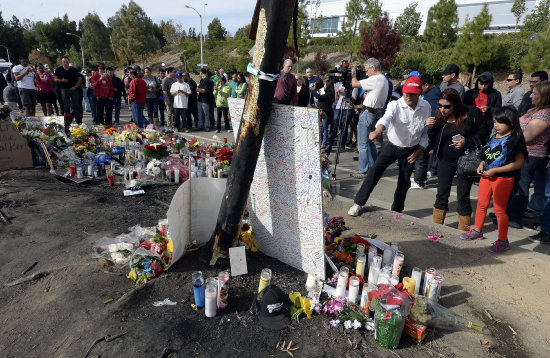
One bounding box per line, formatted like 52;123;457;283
457;138;483;177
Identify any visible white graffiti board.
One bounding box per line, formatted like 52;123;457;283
229;99;325;279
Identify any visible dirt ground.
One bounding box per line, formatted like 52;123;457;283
1;169;548;358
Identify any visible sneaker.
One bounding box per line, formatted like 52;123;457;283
348;204;361;217
215;130;221;133
460;229;484;241
351;172;367;179
528;230;550;244
410;181;425;189
185;129;191;133
321;145;326;149
488;240;510;254
228;129;233;132
426;171;433;179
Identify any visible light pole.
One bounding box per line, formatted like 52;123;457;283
184;3;207;67
65;32;85;67
0;45;10;63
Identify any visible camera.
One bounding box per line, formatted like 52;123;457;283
328;60;365;99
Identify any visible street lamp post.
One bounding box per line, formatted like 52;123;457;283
184;3;207;67
65;32;85;67
0;45;10;63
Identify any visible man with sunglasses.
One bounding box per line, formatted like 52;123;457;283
518;71;548;116
502;71;524;110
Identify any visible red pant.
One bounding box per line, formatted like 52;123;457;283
474;176;514;241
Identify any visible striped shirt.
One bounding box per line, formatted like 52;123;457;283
520;108;550;157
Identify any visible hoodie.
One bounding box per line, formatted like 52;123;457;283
463;72;502;119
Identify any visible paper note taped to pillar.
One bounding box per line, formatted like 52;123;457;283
229;98;325;279
167;177;227;265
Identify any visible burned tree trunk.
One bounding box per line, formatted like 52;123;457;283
206;0;297;264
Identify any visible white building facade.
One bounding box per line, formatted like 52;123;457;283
310;0;540;37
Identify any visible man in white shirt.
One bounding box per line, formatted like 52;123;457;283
348;76;431;215
350;58;389;178
170;72;191;132
502;71;524;109
13;54;39;116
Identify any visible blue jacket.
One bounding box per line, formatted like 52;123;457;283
422;86;441;117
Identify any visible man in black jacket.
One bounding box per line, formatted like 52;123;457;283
108;67;125;124
183;72;198;131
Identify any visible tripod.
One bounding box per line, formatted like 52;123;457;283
325;94;352;180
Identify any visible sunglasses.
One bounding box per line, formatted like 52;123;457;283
438;104;452;109
506;78;517;82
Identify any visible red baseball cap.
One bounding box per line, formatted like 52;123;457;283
402;76;422;95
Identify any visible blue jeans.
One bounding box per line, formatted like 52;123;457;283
507;156;548;224
198;102;210;129
83;88;90;111
146;97;159;119
131;102;148;128
321;109;335;147
357;110;378;174
87;89;96;123
113;97;121;123
540;168;550;232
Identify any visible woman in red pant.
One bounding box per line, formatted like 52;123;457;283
460;106;527;254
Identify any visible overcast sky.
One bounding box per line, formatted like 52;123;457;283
0;0;260;35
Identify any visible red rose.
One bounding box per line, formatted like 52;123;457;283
150;261;164;277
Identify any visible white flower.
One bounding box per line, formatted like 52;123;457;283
329;319;340;328
364;321;375;331
352;319;362;330
151;166;161;176
343;320;352;329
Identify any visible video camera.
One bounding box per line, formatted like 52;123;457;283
328;60;365;99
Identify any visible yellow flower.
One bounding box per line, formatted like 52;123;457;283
167;238;173;253
288;292;314;319
193;141;201;147
334;237;342;244
127;269;138;281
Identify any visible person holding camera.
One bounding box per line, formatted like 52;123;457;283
349;58;388;178
428;88;491;229
13;54;39;116
311;78;335;148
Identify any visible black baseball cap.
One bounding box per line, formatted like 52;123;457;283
443;64;460;76
402;69;411;76
252;285;290;330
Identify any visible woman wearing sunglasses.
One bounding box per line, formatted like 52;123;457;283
428;88;492;229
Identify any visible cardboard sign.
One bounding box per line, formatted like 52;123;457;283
0;121;33;170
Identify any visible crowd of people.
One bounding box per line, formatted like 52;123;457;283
1;54;248;134
3;52;550;253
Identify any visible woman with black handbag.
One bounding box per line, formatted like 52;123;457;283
428;88;491;230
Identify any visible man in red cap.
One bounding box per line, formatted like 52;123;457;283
348;75;432;216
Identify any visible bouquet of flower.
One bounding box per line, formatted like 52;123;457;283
70;123;89;142
20;128;44;142
138;233;173;264
145;159;163;176
187;137;201;153
240;222;258;252
127;251;168;284
104;127;119;136
42;122;67;147
289;292;314;322
409;294;490;335
368;284;413;349
143;143;168;159
321;154;332;172
216;147;233;163
325;216;349;243
114;129;137;143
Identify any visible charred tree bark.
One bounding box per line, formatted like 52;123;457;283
206;0;297;264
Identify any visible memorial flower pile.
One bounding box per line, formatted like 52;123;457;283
325;216;349;243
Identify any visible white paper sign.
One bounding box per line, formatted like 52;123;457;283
229;99;325;279
166;178;227;266
229;246;248;276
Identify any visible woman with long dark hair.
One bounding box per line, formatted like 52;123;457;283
235;73;248;99
312;78;335;149
429;88;491;230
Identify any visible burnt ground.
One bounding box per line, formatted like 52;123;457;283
0;169;545;358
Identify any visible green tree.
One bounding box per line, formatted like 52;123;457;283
207;18;227;41
511;0;526;30
422;0;458;51
108;1;159;66
234;24;251;40
394;2;422;36
451;4;492;81
33;14;80;62
521;0;550;33
80;13;114;63
522;24;550;72
339;0;383;37
162;19;185;45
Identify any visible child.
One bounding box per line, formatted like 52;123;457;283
460;106;527;254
